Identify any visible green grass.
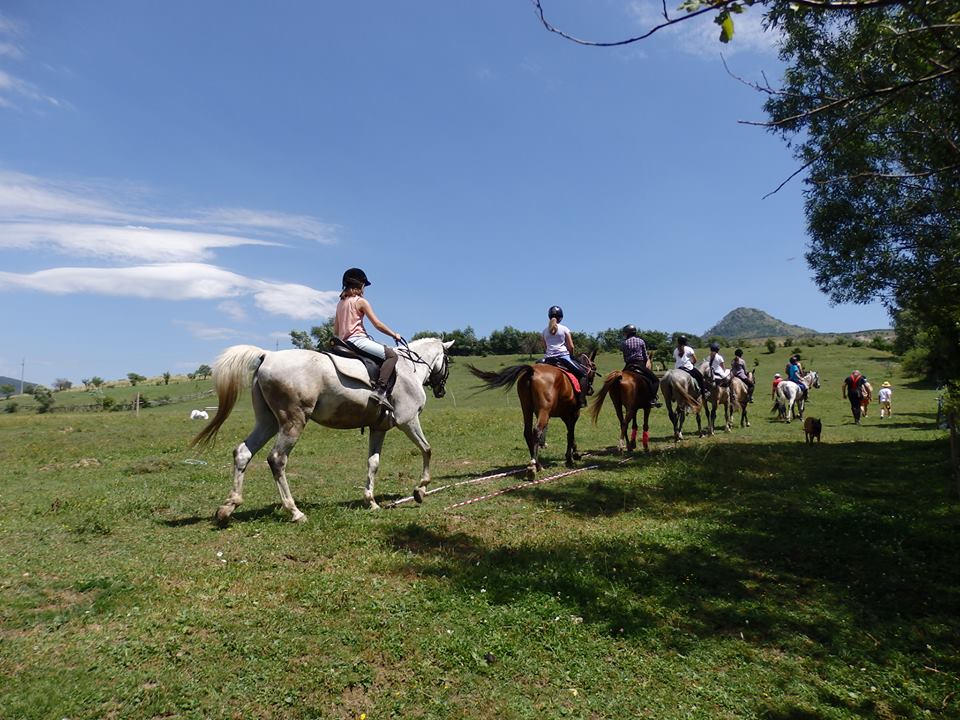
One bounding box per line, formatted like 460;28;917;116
0;345;956;719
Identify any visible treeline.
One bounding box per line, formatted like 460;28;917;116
291;321;704;357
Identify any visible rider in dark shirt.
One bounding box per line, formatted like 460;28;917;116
620;325;662;408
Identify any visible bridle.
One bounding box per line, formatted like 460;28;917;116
398;343;450;398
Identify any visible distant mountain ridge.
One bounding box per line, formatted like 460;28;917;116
704;307;818;339
0;376;35;393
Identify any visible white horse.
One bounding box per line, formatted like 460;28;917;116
191;337;453;522
776;370;820;422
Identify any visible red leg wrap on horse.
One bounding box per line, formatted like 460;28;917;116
642;431;649;449
630;428;637;443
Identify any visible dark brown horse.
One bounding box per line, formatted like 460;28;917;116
590;369;657;453
468;350;597;478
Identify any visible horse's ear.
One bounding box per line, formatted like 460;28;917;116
442;340;455;350
590;347;597;361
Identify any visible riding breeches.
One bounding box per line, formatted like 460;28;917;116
346;334;398;389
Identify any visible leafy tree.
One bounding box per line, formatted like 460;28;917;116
437;326;485;356
290;329;316;350
127;372;146;386
487;326;525;355
0;383;13;399
520;332;542;359
31;385;54;413
162;371;171;385
53;378;72;391
90;376;104;388
195;365;212;380
765;338;777;354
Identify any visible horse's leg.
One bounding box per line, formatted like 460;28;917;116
677;407;686;441
519;384;539;478
364;429;388;510
266;416;308;522
563;414;579;467
641;407;651;452
399;416;432;504
534;407;551;472
216;382;278;526
613;388;628;453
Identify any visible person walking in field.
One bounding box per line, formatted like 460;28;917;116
842;369;869;425
879;381;893;418
542;305;592;406
335;267;404;411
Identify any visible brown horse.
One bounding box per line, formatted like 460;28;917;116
468;350;597;478
590;369;656;453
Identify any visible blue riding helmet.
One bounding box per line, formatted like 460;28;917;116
548;305;563;321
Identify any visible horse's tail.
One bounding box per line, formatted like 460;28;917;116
466;363;532;392
671;372;702;411
190;345;267;449
590;370;621;424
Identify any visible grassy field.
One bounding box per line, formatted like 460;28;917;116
1;344;957;719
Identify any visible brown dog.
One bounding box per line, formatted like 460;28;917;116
804;416;822;444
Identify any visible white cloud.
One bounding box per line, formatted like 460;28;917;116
0;263;341;320
0;42;22;60
173;320;243;341
198;208;338;244
217;300;248;322
0;221;280;262
0;171;339;246
0;68;60;110
627;2;780;58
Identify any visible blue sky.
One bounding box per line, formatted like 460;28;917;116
0;1;891;385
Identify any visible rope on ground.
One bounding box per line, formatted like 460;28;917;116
383;466;528;509
443;463;604;510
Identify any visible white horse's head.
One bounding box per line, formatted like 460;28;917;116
406;338;454;398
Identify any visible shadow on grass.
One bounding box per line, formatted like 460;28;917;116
382;437;960;715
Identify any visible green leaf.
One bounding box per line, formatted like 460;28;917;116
719;14;735;42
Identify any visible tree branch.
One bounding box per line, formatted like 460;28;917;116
530;0;740;47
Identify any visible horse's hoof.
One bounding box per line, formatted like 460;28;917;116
291;510;307;523
413;487;426;504
525;467;537;480
214;505;233;527
368;502;382;511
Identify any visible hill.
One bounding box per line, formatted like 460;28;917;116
704;307;818;339
0;376;35;394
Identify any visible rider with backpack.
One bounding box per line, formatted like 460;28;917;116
542;305;592;407
843;370;869;425
620;324;662;408
334;267;403;411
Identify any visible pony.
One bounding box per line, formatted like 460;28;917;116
775;370;821;422
191;337;453;521
589;368;657;453
467;351;597;478
659;369;705;441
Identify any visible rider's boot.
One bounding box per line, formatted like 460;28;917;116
370;383;394;412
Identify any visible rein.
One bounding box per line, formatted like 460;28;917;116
397;343;449;391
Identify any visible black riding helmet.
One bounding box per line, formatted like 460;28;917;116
709;342;720;351
676;335;688;346
342;267;371;289
622;324;637;337
734;348;744;357
548;305;564;321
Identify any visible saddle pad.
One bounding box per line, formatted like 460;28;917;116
323;353;374;387
562;370;581;394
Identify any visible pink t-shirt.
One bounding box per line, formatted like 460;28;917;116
335;295;367;340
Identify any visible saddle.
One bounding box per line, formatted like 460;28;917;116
538;358;582;393
320;338;384;389
625;363;658;394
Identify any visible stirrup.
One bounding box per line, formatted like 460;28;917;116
370;388;394;412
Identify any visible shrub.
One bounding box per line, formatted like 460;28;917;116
3;402;17;414
765;339;777;354
850;339;864;348
834;336;847;345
